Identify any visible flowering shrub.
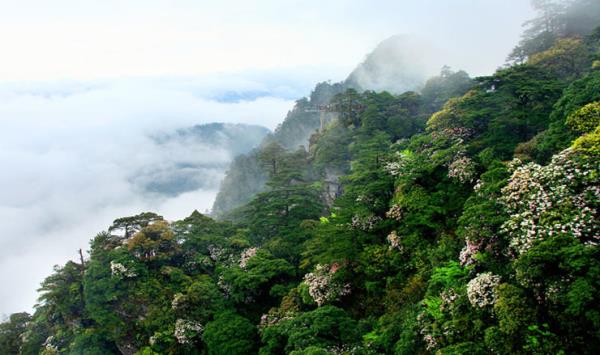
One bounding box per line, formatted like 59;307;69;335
448;155;477;183
385;204;403;221
467;272;501;308
416;310;440;351
110;260;137;278
207;245;224;261
417;287;464;351
217;275;232;297
43;335;58;352
303;264;351;306
431;127;474;144
171;293;184;310
459;239;481;266
325;344;366;354
440;288;459;311
173;319;203;344
500;148;599;255
473;179;483;193
384;150;415;177
258;311;295;330
239;247;258;269
386;231;402;251
350;215;382;231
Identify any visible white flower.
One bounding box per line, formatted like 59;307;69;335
110;260;137;278
43;335;58;352
350;215;381;231
217;275;232;297
499;148;599;255
448;155;476;183
174;319;203;344
239;247;258;269
207;245;224;261
384;150;414;177
303;264;350;306
467;272;501;308
459;239;481;266
171;293;185;310
386;231;402;251
385;204;403;221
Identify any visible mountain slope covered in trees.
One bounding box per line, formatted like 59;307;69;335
2;1;600;354
211;37;473;219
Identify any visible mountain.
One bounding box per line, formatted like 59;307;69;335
211;81;347;218
211;40;474;218
345;34;438;94
2;1;600;354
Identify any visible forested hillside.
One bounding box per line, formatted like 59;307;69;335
2;1;600;354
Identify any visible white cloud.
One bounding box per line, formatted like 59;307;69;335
0;0;537;317
0;0;533;80
0;75;297;316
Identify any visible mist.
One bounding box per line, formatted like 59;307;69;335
0;75;300;316
0;0;536;317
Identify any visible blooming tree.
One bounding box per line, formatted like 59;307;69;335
459;239;482;266
500;148;599;255
239;247;258;269
385;204;403;221
386;231;402;251
303;264;351;306
173;319;203;344
109;260;137;278
467;272;501;308
448;155;477;183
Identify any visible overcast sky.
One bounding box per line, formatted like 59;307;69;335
0;0;534;317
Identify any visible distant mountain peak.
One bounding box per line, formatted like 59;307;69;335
345;34;438;94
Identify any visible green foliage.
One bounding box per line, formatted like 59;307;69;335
573;125;600;156
421;66;474;113
566;101;600;133
260;306;359;354
0;313;31;354
3;11;600;354
529;37;590;78
508;0;600;63
203;312;257;355
109;212;163;238
220;249;295;306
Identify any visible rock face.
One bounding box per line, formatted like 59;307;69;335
211;150;268;219
322;167;343;208
211;82;346;218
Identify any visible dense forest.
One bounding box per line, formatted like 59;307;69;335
2;0;600;354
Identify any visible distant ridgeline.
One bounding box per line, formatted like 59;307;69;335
3;1;600;354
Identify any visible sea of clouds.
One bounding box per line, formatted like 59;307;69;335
0;69;339;316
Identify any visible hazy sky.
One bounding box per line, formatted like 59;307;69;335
0;0;534;80
0;0;534;317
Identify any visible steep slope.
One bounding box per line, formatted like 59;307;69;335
211;36;473;219
211;81;346;218
3;2;600;354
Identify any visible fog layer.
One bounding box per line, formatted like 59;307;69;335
0;74;302;316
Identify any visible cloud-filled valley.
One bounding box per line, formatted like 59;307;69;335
0;73;306;316
0;0;537;319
